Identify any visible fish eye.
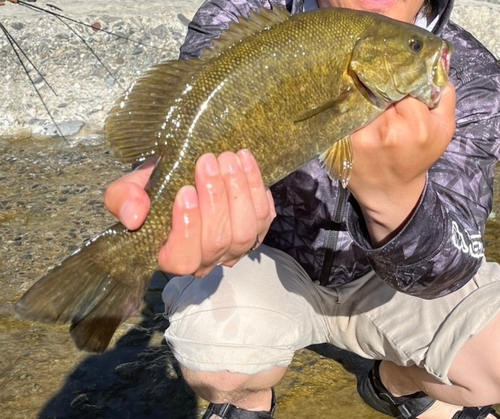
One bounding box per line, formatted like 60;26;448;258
409;38;423;53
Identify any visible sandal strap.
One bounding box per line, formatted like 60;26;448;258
453;406;500;419
202;389;276;419
358;361;435;419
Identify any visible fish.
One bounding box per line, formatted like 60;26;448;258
14;5;452;352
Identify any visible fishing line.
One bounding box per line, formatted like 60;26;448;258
14;0;175;53
0;22;65;139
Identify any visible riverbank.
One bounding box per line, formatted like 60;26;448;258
0;0;499;139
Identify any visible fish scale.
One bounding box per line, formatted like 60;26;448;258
14;5;452;352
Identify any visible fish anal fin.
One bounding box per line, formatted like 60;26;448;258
70;313;123;353
69;285;143;353
319;136;354;188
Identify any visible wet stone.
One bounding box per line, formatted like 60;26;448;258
70;393;90;409
10;22;24;30
40;120;86;138
152;23;168;38
114;362;144;380
132;46;144;55
80;404;104;415
114;31;128;44
55;33;69;40
177;13;191;26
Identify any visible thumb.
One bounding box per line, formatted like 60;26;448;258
104;160;155;230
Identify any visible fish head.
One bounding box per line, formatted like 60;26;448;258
349;22;453;109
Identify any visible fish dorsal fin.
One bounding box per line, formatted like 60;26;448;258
105;59;208;163
105;5;291;164
203;5;291;61
320;136;354;188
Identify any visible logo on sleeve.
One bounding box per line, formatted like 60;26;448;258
451;221;484;258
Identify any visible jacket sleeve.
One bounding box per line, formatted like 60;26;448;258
346;23;500;299
179;0;290;60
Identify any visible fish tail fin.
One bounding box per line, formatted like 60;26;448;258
14;223;154;353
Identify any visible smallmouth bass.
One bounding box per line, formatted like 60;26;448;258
15;6;452;352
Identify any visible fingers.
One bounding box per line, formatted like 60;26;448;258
104;150;274;276
195;153;233;272
158;150;275;277
394;82;456;140
347;83;457;245
238;149;276;227
429;82;457;140
104;159;156;230
158;185;202;275
216;150;275;267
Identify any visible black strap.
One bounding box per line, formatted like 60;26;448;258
369;361;435;419
453;406;500;419
202;389;276;419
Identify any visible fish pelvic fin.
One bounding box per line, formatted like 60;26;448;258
319;136;354;188
14;223;154;353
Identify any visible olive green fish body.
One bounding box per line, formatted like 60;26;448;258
15;6;452;352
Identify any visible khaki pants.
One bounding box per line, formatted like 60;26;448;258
163;245;500;384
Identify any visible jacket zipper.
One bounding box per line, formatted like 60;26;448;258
319;185;347;286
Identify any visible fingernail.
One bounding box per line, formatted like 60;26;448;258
219;153;239;175
202;153;219;176
120;201;140;229
237;149;255;172
179;185;198;210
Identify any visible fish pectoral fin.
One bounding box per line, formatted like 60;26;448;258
319;136;353;188
294;87;353;123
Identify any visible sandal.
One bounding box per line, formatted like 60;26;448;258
358;360;500;419
202;388;276;418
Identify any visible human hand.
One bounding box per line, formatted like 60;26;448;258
347;83;456;246
104;149;276;277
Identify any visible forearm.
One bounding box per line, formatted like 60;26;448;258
354;174;427;247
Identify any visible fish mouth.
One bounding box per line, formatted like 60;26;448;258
416;41;452;108
431;42;452;103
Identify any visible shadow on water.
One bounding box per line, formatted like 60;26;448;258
37;274;199;419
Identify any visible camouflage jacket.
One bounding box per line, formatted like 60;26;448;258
179;0;500;298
